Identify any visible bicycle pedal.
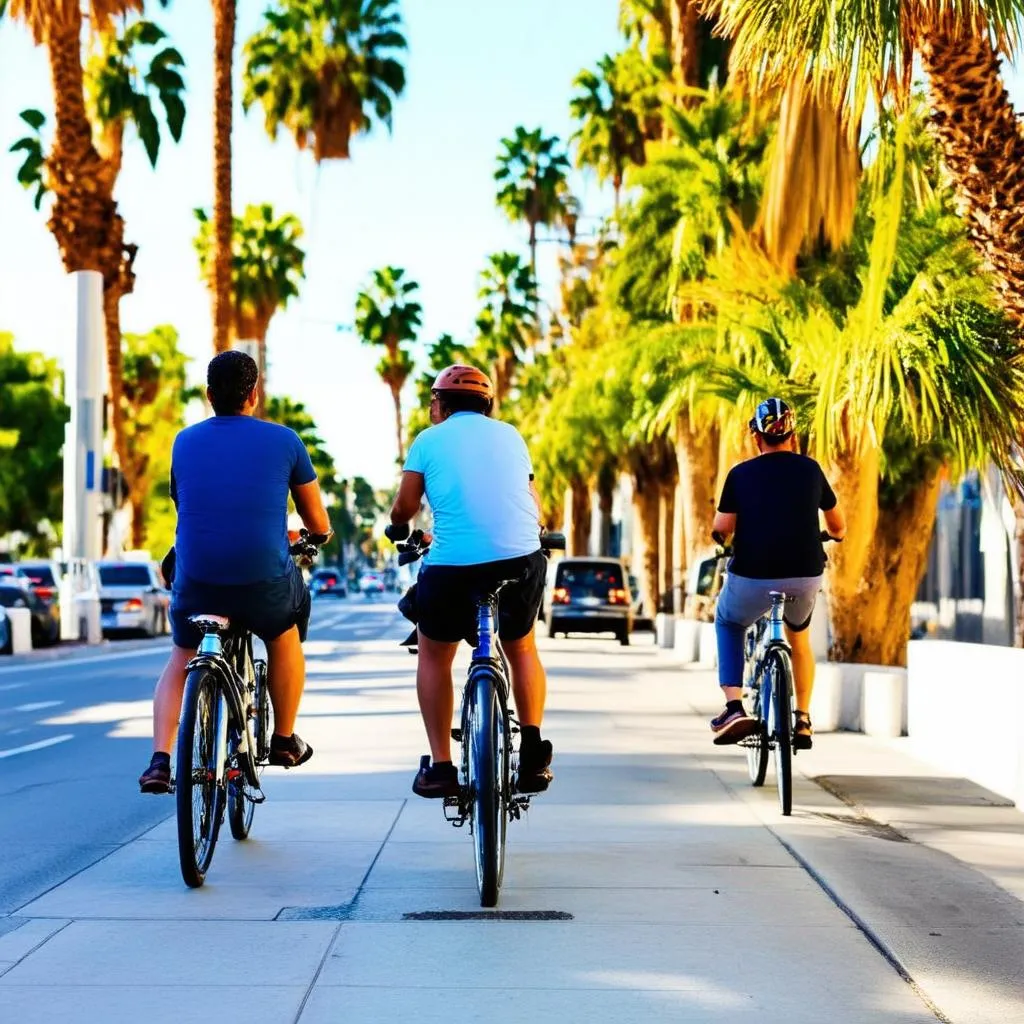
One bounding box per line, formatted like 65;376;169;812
450;728;462;743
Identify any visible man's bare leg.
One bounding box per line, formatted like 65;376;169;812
152;646;196;754
265;625;306;737
503;628;546;727
416;632;459;762
785;624;815;714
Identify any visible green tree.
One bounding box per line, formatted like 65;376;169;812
242;0;408;162
406;333;471;445
194;203;306;415
354;266;422;463
705;0;1024;328
570;52;648;212
266;394;338;492
0;333;69;554
473;252;539;409
121;325;190;553
494;126;571;272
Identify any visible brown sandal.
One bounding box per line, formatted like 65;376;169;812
793;712;813;751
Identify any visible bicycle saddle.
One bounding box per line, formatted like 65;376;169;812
189;614;232;633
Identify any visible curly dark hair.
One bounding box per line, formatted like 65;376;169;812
437;390;493;417
207;350;258;415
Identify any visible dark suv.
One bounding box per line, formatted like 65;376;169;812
546;557;632;645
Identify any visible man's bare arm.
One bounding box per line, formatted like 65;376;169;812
712;511;736;539
292;479;331;536
823;505;847;540
528;478;543;522
391;471;425;524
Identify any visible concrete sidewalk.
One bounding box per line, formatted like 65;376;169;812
0;631;1019;1022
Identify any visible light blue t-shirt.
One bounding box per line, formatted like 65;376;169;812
404;412;541;566
171;416;316;585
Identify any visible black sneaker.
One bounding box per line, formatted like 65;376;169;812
139;755;171;794
710;704;757;745
268;732;314;768
412;755;460;799
517;738;554;793
793;713;813;751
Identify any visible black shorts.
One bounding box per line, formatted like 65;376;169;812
170;562;311;650
416;551;546;645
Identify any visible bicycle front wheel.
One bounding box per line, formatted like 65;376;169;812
467;668;508;907
176;668;226;887
765;648;794;816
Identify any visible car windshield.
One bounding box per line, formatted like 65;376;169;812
99;565;151;586
557;564;624;597
20;566;55;585
0;587;31;608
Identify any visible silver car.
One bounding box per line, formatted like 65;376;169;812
97;561;169;637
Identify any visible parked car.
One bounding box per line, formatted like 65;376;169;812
0;607;11;654
359;572;385;598
310;568;347;598
16;560;63;607
546;557;633;645
97;561;168;637
0;582;60;647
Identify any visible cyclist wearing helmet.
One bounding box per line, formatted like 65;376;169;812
709;398;846;749
388;364;553;798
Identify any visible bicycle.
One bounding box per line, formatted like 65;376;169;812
174;529;328;887
389;527;565;907
710;531;837;817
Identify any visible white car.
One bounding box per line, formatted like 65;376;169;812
359;573;385;596
97;561;169;637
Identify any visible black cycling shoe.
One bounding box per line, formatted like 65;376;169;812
793;713;813;751
517;738;554;794
139;754;171;795
268;732;314;768
412;755;460;799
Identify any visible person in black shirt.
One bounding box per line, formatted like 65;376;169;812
709;398;846;748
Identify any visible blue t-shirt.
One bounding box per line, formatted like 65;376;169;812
171;416;316;585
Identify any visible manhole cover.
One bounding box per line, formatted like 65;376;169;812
403;910;573;921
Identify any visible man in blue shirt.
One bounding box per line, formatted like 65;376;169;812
139;351;331;793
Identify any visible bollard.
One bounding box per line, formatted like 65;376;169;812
6;607;33;653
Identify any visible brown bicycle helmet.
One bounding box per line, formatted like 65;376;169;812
432;364;494;399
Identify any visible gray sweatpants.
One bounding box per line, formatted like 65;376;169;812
715;573;822;687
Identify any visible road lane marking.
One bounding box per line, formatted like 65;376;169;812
0;734;74;759
13;701;63;713
0;644;171;676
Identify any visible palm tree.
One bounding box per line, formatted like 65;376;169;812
211;0;236;354
194;204;307;415
6;3;185;527
474;252;539;408
494;127;571;273
354;267;422;463
705;0;1024;328
242;0;407;162
570;53;648;212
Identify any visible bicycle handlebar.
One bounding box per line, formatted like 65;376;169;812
289;528;331;564
389;528;567;567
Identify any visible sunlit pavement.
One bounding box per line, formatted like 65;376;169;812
0;601;1022;1022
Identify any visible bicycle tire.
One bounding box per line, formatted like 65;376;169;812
176;668;226;887
766;647;794;815
229;655;265;840
467;668;507;907
746;681;769;787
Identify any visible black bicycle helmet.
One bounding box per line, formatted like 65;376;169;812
749;397;795;441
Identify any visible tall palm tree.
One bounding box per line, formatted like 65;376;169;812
242;0;407;162
194;204;307;415
354;267;422;463
494;127;571;273
6;3;185;527
570;53;648;212
474;252;539;408
211;0;236;354
705;0;1024;328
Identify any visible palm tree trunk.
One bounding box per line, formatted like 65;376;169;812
569;476;590;556
670;0;701;100
529;219;537;274
921;18;1024;329
597;462;616;555
102;280;135;499
830;469;943;667
131;496;148;552
256;323;268;418
631;467;661;618
212;0;237;354
390;382;405;464
676;415;719;572
660;473;677;613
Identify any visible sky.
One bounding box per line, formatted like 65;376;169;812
0;0;622;488
3;6;1024;491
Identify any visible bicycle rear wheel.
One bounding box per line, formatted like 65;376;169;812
229;656;265;840
745;683;769;787
765;648;794;815
466;667;508;907
176;669;226;887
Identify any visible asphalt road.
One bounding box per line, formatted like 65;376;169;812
0;594;403;915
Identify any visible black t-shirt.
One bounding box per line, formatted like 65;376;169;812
718;452;837;579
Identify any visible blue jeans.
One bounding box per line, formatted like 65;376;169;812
715;573;822;687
